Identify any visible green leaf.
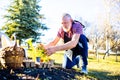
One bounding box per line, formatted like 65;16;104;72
2;0;48;44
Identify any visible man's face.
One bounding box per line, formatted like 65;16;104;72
61;17;72;32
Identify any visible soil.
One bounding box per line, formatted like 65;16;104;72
0;66;88;80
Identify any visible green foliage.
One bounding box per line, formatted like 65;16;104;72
26;38;50;62
2;0;48;43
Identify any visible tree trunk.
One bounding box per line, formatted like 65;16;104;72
116;41;118;62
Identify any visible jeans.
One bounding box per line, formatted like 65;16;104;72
62;54;80;69
62;50;88;69
63;34;88;69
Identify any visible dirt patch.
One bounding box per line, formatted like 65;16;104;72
0;66;93;80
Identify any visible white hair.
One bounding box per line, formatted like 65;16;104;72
62;13;72;19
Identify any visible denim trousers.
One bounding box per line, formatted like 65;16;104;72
63;34;88;69
62;50;88;69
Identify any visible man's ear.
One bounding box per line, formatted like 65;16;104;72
70;19;73;22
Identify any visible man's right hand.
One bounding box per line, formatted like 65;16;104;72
45;46;57;56
39;43;52;56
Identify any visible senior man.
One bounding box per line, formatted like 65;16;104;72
44;13;88;74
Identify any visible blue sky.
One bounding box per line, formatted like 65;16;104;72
0;0;106;43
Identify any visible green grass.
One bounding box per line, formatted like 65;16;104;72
49;51;120;80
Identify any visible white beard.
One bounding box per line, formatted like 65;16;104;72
62;26;71;32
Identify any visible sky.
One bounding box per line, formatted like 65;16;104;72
0;0;106;43
39;0;106;43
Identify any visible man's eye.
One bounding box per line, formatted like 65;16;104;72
62;22;67;24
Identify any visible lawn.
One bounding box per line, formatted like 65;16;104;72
49;51;120;80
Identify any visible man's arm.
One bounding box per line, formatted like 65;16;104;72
45;36;60;48
54;33;80;51
46;34;80;56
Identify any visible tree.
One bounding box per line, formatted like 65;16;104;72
103;0;120;60
2;0;48;44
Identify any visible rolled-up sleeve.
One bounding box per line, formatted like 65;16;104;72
57;28;64;39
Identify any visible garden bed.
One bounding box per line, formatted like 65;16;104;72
0;65;93;80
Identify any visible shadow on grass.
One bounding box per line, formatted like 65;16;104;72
89;69;120;80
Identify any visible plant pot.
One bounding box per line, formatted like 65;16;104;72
40;62;44;68
49;59;55;67
30;62;35;68
23;61;30;68
43;63;47;68
36;57;40;62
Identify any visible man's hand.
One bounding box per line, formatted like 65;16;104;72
39;43;56;56
46;47;56;56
